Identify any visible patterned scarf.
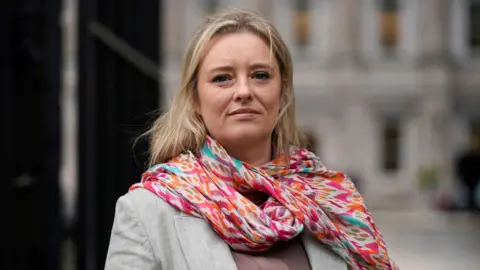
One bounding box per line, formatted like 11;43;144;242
131;137;398;269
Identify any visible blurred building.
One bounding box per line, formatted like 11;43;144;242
160;0;480;209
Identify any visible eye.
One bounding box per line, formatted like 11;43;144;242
253;72;270;81
212;75;231;83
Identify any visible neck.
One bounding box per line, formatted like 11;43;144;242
223;139;272;167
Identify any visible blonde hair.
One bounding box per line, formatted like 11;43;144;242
146;9;306;166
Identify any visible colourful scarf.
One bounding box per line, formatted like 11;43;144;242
131;137;398;269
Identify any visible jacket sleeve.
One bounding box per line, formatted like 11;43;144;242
104;194;160;270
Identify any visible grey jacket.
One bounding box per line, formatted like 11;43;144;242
105;188;347;270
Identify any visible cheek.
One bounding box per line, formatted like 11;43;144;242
197;89;228;125
197;85;216;114
265;88;282;117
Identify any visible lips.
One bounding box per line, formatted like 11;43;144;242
229;108;260;115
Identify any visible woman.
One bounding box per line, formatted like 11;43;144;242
105;9;398;270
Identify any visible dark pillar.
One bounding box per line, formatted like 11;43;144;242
77;0;161;269
0;0;62;269
0;1;14;269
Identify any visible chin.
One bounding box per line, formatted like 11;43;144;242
224;129;270;145
213;122;274;146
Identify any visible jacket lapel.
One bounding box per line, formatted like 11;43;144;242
302;232;348;270
174;213;347;270
174;214;238;270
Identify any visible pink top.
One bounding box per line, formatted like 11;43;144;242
231;237;312;270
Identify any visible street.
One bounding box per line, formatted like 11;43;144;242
373;211;480;270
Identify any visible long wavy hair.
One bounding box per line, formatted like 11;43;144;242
146;9;306;166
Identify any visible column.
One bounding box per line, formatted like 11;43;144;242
416;0;450;65
450;0;468;61
317;115;343;169
417;0;456;203
324;0;361;68
271;0;294;54
401;0;420;61
161;0;191;104
60;0;78;225
183;0;204;51
309;0;329;60
161;0;190;67
418;94;456;205
360;0;380;59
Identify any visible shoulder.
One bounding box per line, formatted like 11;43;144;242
117;188;180;220
113;188;186;259
107;189;186;269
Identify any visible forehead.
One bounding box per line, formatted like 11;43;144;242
200;32;278;69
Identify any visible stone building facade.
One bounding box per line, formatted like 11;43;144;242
159;0;480;209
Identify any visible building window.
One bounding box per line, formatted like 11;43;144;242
469;0;480;52
378;0;400;55
381;118;401;172
293;0;310;48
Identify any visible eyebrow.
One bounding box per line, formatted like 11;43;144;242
208;63;272;73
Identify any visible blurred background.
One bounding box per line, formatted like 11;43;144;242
1;0;479;269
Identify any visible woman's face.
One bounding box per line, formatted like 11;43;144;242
196;32;282;149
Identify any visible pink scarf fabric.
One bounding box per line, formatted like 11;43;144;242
131;137;398;269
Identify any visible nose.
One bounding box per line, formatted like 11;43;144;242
233;78;253;102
